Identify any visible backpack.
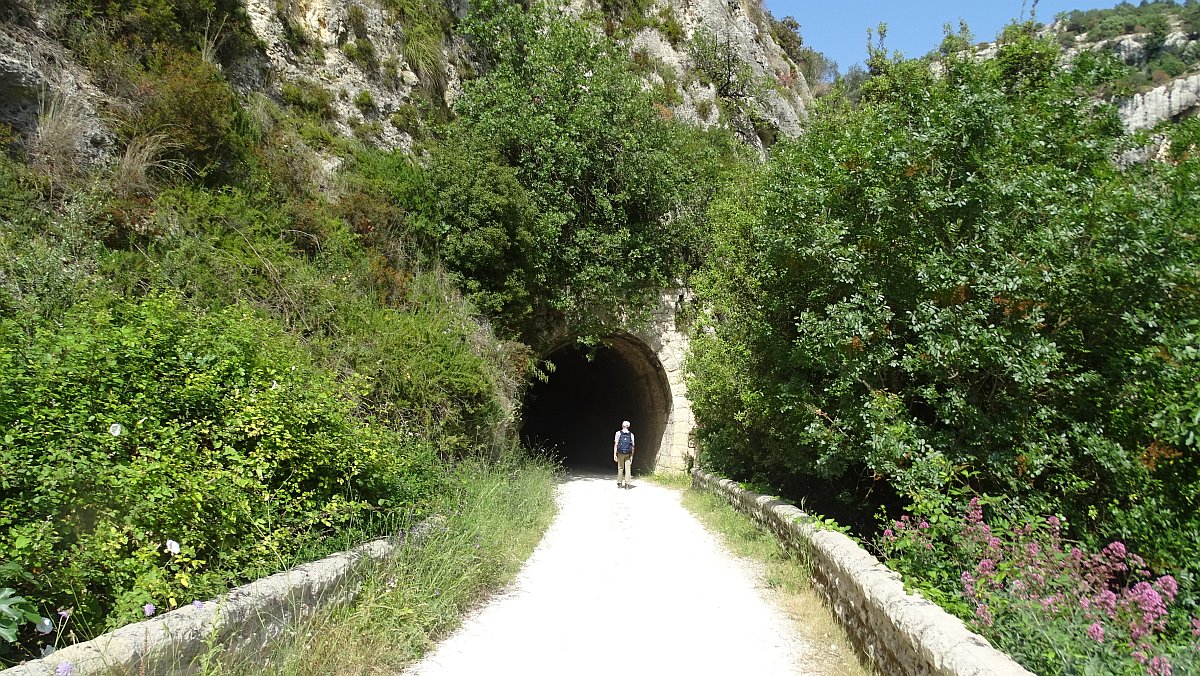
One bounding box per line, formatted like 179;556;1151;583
617;430;633;453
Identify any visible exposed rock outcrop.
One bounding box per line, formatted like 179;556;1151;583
0;24;113;171
1120;72;1200;131
622;0;810;151
237;0;463;151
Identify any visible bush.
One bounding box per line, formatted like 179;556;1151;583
342;39;379;71
354;89;377;112
0;294;444;662
452;0;748;342
281;79;335;119
116;49;252;182
687;28;754;98
688;26;1200;608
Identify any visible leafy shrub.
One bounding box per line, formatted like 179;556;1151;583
656;6;684;46
453;0;747;342
1150;52;1188;78
390;103;423;135
354;89;377;112
281;79;335;119
53;0;253;62
116;49;252;182
687;28;754;98
688;24;1200;611
0;294;444;661
342;39;379;71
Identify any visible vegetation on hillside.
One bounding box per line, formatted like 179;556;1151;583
1055;0;1200;90
0;0;751;663
1;0;523;662
687;23;1200;674
4;0;1200;672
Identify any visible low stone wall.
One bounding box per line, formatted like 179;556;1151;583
1;536;406;676
691;469;1033;676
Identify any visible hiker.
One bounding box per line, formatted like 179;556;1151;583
613;420;635;488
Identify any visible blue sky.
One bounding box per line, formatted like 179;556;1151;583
762;0;1128;73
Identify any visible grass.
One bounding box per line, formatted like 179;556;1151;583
650;473;874;676
200;450;559;674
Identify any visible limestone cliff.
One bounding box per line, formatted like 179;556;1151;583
0;0;809;165
616;0;812;150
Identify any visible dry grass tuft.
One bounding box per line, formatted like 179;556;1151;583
111;131;186;197
27;91;89;184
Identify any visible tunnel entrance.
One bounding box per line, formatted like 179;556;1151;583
521;335;671;474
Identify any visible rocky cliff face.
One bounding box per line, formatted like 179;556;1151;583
1120;72;1200;132
232;0;468;151
620;0;811;149
1052;16;1200;131
0;0;808;166
0;19;112;171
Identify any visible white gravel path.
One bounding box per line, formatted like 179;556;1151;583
406;471;819;676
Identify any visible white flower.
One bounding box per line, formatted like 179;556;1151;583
583;70;593;78
270;380;279;390
108;423;123;437
165;539;180;555
35;617;53;634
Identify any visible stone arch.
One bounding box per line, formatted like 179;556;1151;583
520;292;695;473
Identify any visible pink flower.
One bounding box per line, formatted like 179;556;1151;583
919;520;930;530
966;497;983;524
142;603;156;618
1147;656;1172;676
987;536;1002;551
1103;541;1127;560
1096;590;1118;617
975;603;993;627
1191;617;1200;637
925;542;933;550
977;559;996;575
1155;575;1179;602
1047;515;1061;527
883;528;895;540
1087;622;1104;643
1026;541;1040;557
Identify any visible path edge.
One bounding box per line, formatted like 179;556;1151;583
691;468;1033;676
1;518;447;676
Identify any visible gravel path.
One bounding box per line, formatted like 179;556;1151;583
406;471;821;675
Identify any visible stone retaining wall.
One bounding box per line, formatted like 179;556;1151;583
1;535;407;676
691;469;1033;676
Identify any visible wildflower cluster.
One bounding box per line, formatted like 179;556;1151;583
878;497;1200;675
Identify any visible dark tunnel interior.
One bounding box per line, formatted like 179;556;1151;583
521;336;671;474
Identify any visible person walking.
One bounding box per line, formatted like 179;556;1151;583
614;420;635;488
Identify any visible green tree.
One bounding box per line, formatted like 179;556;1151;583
439;0;745;343
689;26;1200;582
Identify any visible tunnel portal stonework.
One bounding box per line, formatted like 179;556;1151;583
629;290;695;472
526;290;696;474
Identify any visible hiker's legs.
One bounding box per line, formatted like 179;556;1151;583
616;455;631;485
